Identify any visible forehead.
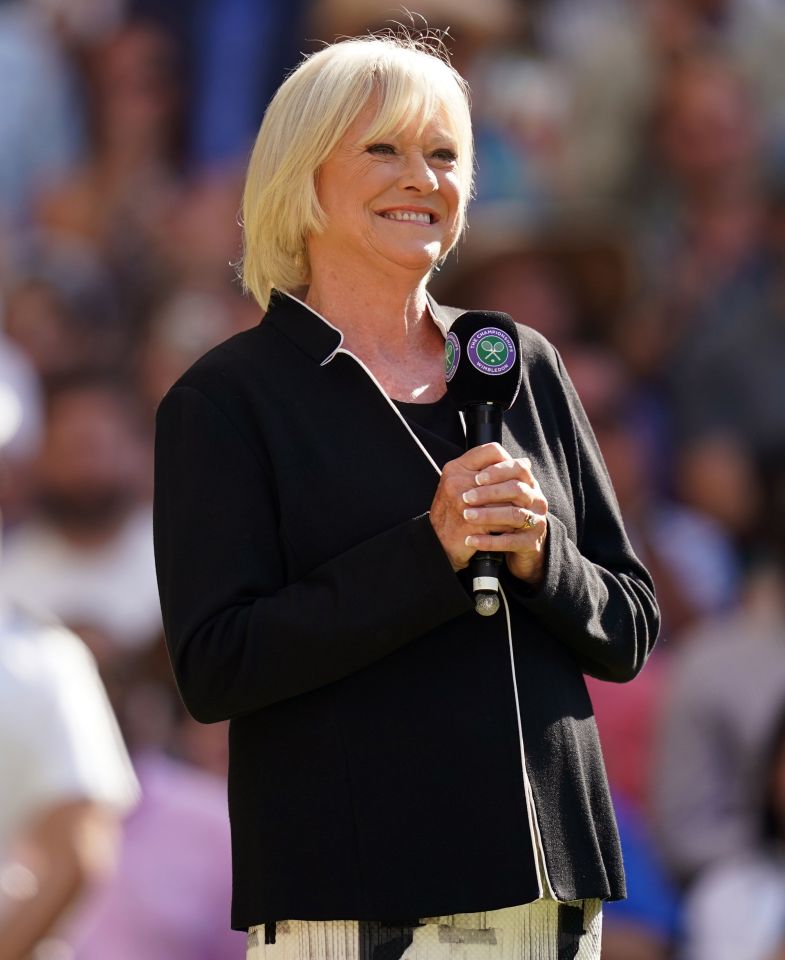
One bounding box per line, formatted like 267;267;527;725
344;95;459;145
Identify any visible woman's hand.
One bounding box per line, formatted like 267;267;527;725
430;443;548;586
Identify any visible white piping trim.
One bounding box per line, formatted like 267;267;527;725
337;347;557;899
334;347;443;476
283;291;451;366
427;300;452;339
282;295;446;469
280;291;346;364
285;290;555;897
499;583;557;899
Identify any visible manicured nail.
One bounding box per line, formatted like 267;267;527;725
463;508;478;520
465;536;478;547
475;472;490;485
462;489;478;504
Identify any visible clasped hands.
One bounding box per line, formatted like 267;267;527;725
430;443;548;587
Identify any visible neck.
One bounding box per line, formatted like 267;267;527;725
305;263;435;361
303;262;447;402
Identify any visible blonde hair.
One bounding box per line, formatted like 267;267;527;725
239;33;474;310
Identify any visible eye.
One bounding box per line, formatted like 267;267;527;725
432;148;458;163
367;143;396;156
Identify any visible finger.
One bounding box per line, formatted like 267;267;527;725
453;442;513;472
465;522;545;552
463;479;548;513
472;457;534;489
463;505;542;530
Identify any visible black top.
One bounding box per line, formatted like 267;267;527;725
153;292;660;929
393;392;465;468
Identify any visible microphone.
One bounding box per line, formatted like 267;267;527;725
444;311;523;616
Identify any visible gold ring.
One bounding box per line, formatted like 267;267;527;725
521;511;536;531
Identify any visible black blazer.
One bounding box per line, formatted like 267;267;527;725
153;291;659;930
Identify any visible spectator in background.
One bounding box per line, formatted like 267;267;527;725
588;374;740;638
432;237;581;353
189;0;308;171
34;19;185;317
138;288;252;414
646;0;785;169
54;642;245;960
616;55;783;543
126;0;307;172
682;699;785;960
0;375;160;651
0;337;44;527
632;55;767;378
672;433;762;551
3;236;130;387
538;0;655;214
0;0;83;228
601;792;681;960
155;171;251;302
574;350;738;820
0;377;139;960
537;0;785;213
652;562;785;887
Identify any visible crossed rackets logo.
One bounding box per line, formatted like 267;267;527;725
477;338;508;366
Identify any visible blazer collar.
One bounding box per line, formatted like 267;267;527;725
264;290;466;366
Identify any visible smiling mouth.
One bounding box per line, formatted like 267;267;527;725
377;210;436;224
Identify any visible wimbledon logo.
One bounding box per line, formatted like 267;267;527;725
468;327;516;375
444;332;460;381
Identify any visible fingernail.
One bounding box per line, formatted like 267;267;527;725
462;489;478;504
465;536;478;547
475;472;489;485
463;508;478;520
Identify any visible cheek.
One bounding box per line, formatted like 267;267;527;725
445;183;465;236
443;174;464;218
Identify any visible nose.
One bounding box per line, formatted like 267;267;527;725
399;150;438;192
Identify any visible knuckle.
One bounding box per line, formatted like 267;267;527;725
446;472;466;494
488;442;506;459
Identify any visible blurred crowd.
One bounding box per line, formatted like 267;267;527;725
2;0;785;957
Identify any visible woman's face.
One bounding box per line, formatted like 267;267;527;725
309;99;464;280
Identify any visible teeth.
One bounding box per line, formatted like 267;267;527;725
382;211;432;223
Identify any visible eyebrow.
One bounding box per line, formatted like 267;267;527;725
363;131;459;148
428;132;458;145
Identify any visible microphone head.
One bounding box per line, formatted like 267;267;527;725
444;310;522;411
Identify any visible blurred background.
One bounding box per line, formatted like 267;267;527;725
2;0;785;957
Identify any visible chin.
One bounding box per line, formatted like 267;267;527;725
378;242;446;275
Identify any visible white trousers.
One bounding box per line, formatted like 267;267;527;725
247;898;602;960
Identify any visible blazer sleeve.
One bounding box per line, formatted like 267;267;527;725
153;384;472;723
505;347;660;683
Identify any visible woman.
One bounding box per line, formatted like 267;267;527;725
153;33;660;960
